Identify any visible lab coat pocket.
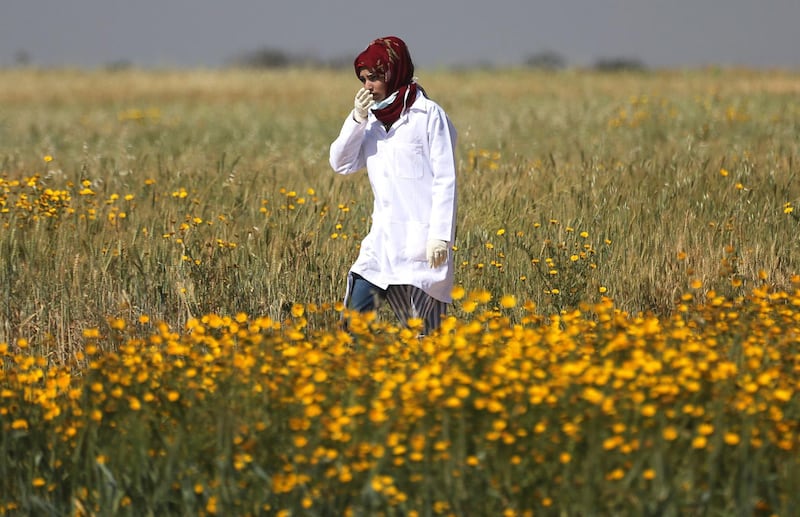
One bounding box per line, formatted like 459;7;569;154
390;143;425;179
404;221;429;262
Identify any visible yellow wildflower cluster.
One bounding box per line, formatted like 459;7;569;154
476;219;611;313
117;107;162;123
0;173;135;228
1;284;799;514
1;175;75;222
466;148;501;172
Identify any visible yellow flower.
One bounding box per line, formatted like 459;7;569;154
471;290;492;304
720;168;729;177
724;432;740;446
291;304;305;318
500;295;517;308
773;388;792;402
662;426;678;441
444;397;461;408
83;328;101;339
407;317;424;330
698;423;714;436
206;495;218;514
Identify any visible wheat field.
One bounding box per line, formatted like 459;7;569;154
2;67;799;352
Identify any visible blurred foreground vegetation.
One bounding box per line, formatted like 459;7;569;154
2;289;799;514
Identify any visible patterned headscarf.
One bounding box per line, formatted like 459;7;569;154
354;36;418;128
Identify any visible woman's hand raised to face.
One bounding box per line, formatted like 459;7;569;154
353;88;374;123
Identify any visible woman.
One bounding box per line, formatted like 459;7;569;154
329;36;458;335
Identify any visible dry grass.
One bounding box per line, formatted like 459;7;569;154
1;67;799;353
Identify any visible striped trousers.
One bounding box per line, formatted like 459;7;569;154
344;272;447;335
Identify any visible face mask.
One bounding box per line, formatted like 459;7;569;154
372;91;398;111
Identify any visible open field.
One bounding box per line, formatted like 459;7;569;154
1;67;799;514
1;67;799;351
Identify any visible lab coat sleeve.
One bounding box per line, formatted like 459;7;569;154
329;115;368;174
427;107;458;242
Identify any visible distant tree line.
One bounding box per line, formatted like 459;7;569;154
524;50;646;71
227;47;352;70
229;46;648;72
4;46;647;72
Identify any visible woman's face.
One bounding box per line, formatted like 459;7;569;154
358;69;389;102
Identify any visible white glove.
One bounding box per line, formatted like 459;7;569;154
353;88;374;123
426;239;449;268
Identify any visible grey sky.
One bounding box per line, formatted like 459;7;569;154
2;0;800;70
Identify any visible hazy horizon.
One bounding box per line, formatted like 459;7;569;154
2;1;800;71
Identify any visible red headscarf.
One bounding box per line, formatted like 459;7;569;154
354;36;418;128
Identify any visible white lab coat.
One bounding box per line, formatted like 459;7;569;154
329;90;457;302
